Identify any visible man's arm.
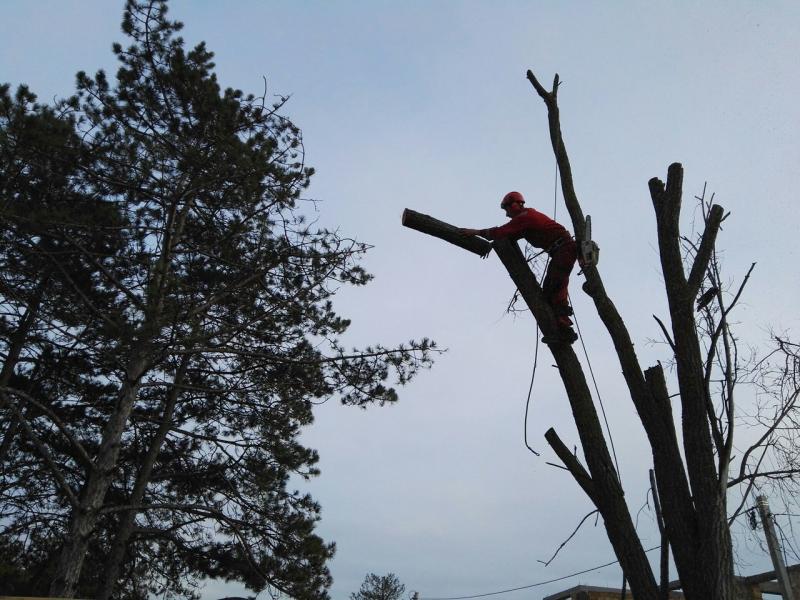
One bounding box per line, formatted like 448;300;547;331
457;228;492;258
460;228;482;236
481;211;542;240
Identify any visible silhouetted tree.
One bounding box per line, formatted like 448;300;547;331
0;2;435;598
351;573;406;600
404;69;800;600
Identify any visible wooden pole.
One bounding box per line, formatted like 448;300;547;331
757;495;796;600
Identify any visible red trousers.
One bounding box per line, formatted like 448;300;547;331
542;238;577;313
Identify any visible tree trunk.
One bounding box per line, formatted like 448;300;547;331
493;239;659;600
404;68;739;600
97;354;190;600
401;216;659;600
524;67;736;600
49;354;148;598
649;165;736;599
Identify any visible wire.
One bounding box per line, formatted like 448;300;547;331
419;546;661;600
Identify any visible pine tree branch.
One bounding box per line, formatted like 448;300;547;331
0;386;93;468
0;390;80;508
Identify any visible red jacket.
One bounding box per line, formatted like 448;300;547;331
480;207;572;250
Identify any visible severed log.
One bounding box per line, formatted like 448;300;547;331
402;209;492;257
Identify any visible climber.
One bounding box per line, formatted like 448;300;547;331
460;191;578;344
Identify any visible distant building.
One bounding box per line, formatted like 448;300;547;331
543;585;684;600
542;565;800;600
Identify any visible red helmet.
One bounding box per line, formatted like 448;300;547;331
501;191;525;209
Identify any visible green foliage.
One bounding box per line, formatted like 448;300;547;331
0;1;436;598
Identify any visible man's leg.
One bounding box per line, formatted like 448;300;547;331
543;240;577;324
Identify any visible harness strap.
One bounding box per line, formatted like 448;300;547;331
546;236;574;256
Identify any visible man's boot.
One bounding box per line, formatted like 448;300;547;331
542;325;578;345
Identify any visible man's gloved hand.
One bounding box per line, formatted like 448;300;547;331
459;228;491;258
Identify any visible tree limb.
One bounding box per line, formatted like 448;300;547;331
401;209;492;256
538;509;600;567
653;315;676;354
545;428;596;502
687;205;724;298
0;386;93;469
0;391;80;508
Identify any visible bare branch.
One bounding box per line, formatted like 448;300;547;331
653;315;676;354
687;204;724;298
538;509;600;567
734;390;798;487
545;428;596;502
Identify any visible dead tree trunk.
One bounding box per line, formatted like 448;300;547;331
403;217;658;600
403;68;738;600
524;68;735;599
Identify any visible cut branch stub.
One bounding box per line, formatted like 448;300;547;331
545;427;596;502
687;204;725;297
402;209;492;257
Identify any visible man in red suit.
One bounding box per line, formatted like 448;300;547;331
461;191;578;344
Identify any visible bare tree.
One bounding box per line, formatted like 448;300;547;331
404;69;799;600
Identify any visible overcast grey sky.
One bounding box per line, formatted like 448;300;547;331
2;1;799;599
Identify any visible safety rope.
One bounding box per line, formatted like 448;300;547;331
522;158;559;456
523;158;622;486
522;259;547;458
571;300;622;482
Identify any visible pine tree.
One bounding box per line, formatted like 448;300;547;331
0;2;435;598
351;573;406;600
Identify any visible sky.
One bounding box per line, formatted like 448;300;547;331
2;1;800;599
